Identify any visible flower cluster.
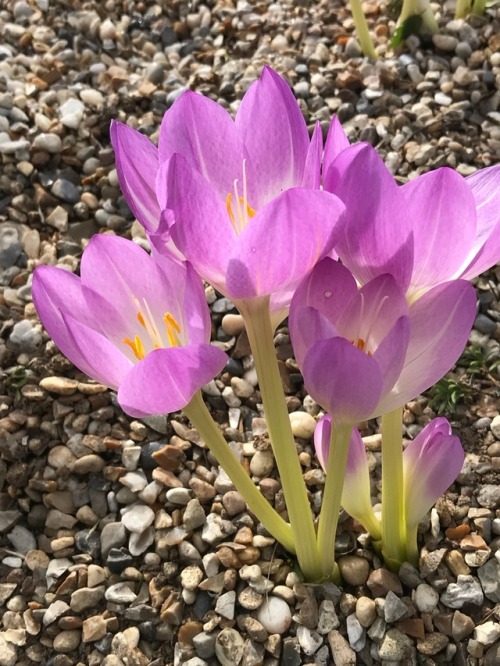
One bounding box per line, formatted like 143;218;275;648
34;66;500;582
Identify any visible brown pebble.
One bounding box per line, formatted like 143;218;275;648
397;618;425;640
152;467;184;488
238;547;261;565
217;547;241;569
177;620;203;646
445;524;471;540
152;444;185;471
367;568;403;597
338;555;370;586
188;477;216;502
460;533;488;551
444;550;470;577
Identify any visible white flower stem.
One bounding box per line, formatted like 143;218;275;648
381;406;407;569
349;0;377;59
238;298;324;582
317;422;353;582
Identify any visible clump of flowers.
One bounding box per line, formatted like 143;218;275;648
34;67;500;583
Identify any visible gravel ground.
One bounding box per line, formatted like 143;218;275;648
1;0;500;665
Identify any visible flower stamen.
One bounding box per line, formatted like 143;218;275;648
164;312;182;347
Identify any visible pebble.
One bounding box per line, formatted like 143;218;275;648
338;556;370;586
414;583;439;613
215;628;245;666
367;568;403;597
346;613;365;651
0;635;17;666
475;621;500;646
440;575;484;608
378;628;414;661
257;597;292;634
384;591;408;623
104;583;137;604
215;591;236;620
121;504;155;533
478;559;500;602
327;631;356;665
32;133;62;153
297;625;323;655
51;178;80;203
355;596;376;628
289;412;316;439
7;525;36;553
53;630;81;653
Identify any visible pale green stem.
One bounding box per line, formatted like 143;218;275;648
405;524;419;567
317;422;353;582
381;406;406;570
472;0;485;14
349;0;378;59
454;0;471;17
399;0;439;32
184;391;295;553
237;298;323;582
359;508;383;542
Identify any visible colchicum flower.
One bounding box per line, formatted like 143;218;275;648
316;414;464;561
112;66;346;321
289;258;476;423
32;235;227;417
324;142;500;303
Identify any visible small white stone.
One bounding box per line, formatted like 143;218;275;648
104;583;137;604
7;526;37;554
474;620;500;646
257;597;292;634
121;504;155;533
128;527;155;556
297;625;323;656
215;591;236;620
414;583;439;613
289;411;316;439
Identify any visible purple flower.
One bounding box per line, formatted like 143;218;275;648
315;414;380;536
324;142;500;300
289;258;476;423
32;235;227;417
316;414;463;537
403;418;464;530
111;67;345;318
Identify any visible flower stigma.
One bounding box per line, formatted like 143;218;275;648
226;159;255;235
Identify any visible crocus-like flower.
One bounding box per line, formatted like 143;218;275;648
324;141;500;302
289;258;476;422
315;414;381;538
315;414;463;539
403;418;464;531
32;235;227;417
111;67;345;320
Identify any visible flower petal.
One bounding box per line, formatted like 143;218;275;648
301;121;322;189
80;235;180;340
33;265;98;356
61;311;133;389
323;116;350;176
336;273;409;350
325;143;414;292
236;66;310;205
290;306;339;367
158;90;243;200
401;167;477;292
290;258;358;324
378;280;476;414
302;337;383;424
404;418;464;529
225;189;345;299
110;121;161;233
118;344;227;417
459;164;500;280
157;154;235;293
372;316;410;404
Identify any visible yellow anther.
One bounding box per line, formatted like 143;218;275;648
123;335;146;360
164;312;181;347
137;311;146;328
226;193;256;234
226;193;236;229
